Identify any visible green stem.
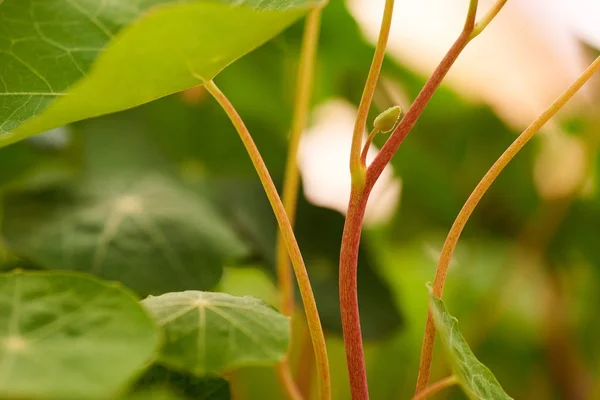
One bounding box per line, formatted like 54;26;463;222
415;55;600;394
205;80;331;400
470;0;507;38
349;0;395;189
277;6;322;322
275;8;322;400
360;128;378;166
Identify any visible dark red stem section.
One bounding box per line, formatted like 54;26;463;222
339;30;474;400
339;186;371;399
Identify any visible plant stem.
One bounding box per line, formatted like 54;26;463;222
339;186;371;399
349;0;395;188
339;2;493;398
360;128;379;166
471;0;507;38
205;80;331;400
411;376;458;400
414;55;600;394
339;2;395;398
277;362;303;400
275;8;322;400
367;0;480;184
277;5;322;324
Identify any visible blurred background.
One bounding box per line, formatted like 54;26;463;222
1;0;600;398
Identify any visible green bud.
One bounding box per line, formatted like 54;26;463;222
373;105;403;132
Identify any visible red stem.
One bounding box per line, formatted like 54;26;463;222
339;29;473;400
367;31;471;185
339;186;371;399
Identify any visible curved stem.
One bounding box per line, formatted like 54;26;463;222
205;80;331;400
339;2;395;399
277;362;303;400
360;128;379;166
349;0;395;188
275;8;322;400
414;55;600;394
411;376;458;400
277;5;322;322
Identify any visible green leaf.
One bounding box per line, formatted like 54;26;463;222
428;285;513;400
0;270;160;399
134;364;231;400
0;0;322;148
1;173;248;295
1;118;249;295
141;291;289;375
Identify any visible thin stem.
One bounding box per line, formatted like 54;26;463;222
340;2;395;398
277;7;322;318
471;0;507;38
411;376;458;400
349;0;395;188
415;55;600;394
367;30;470;185
360;128;379;166
296;325;316;399
368;0;508;185
275;8;322;400
339;1;508;398
205;80;331;400
277;362;303;400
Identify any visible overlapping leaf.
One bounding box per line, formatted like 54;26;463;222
142;291;289;375
0;0;323;147
0;270;159;399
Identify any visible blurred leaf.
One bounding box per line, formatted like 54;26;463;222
429;285;513;400
0;0;323;147
0;270;159;399
0;130;79;194
122;388;183;400
133;364;230;400
1;119;249;295
142;291;289;375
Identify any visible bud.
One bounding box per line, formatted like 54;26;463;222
373;105;403;132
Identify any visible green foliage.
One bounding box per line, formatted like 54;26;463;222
133;364;231;400
1;125;249;295
0;270;159;399
0;0;322;147
428;285;513;400
142;291;290;375
0;0;598;398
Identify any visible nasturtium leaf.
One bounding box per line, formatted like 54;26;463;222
134;364;231;400
428;285;513;400
1;173;249;295
142;291;289;375
0;0;323;148
0;270;160;400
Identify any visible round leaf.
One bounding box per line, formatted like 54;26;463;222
0;270;160;399
142;291;289;375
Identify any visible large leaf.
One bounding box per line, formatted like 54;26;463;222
1;119;249;295
0;0;322;147
0;270;160;399
141;291;289;375
428;285;513;400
